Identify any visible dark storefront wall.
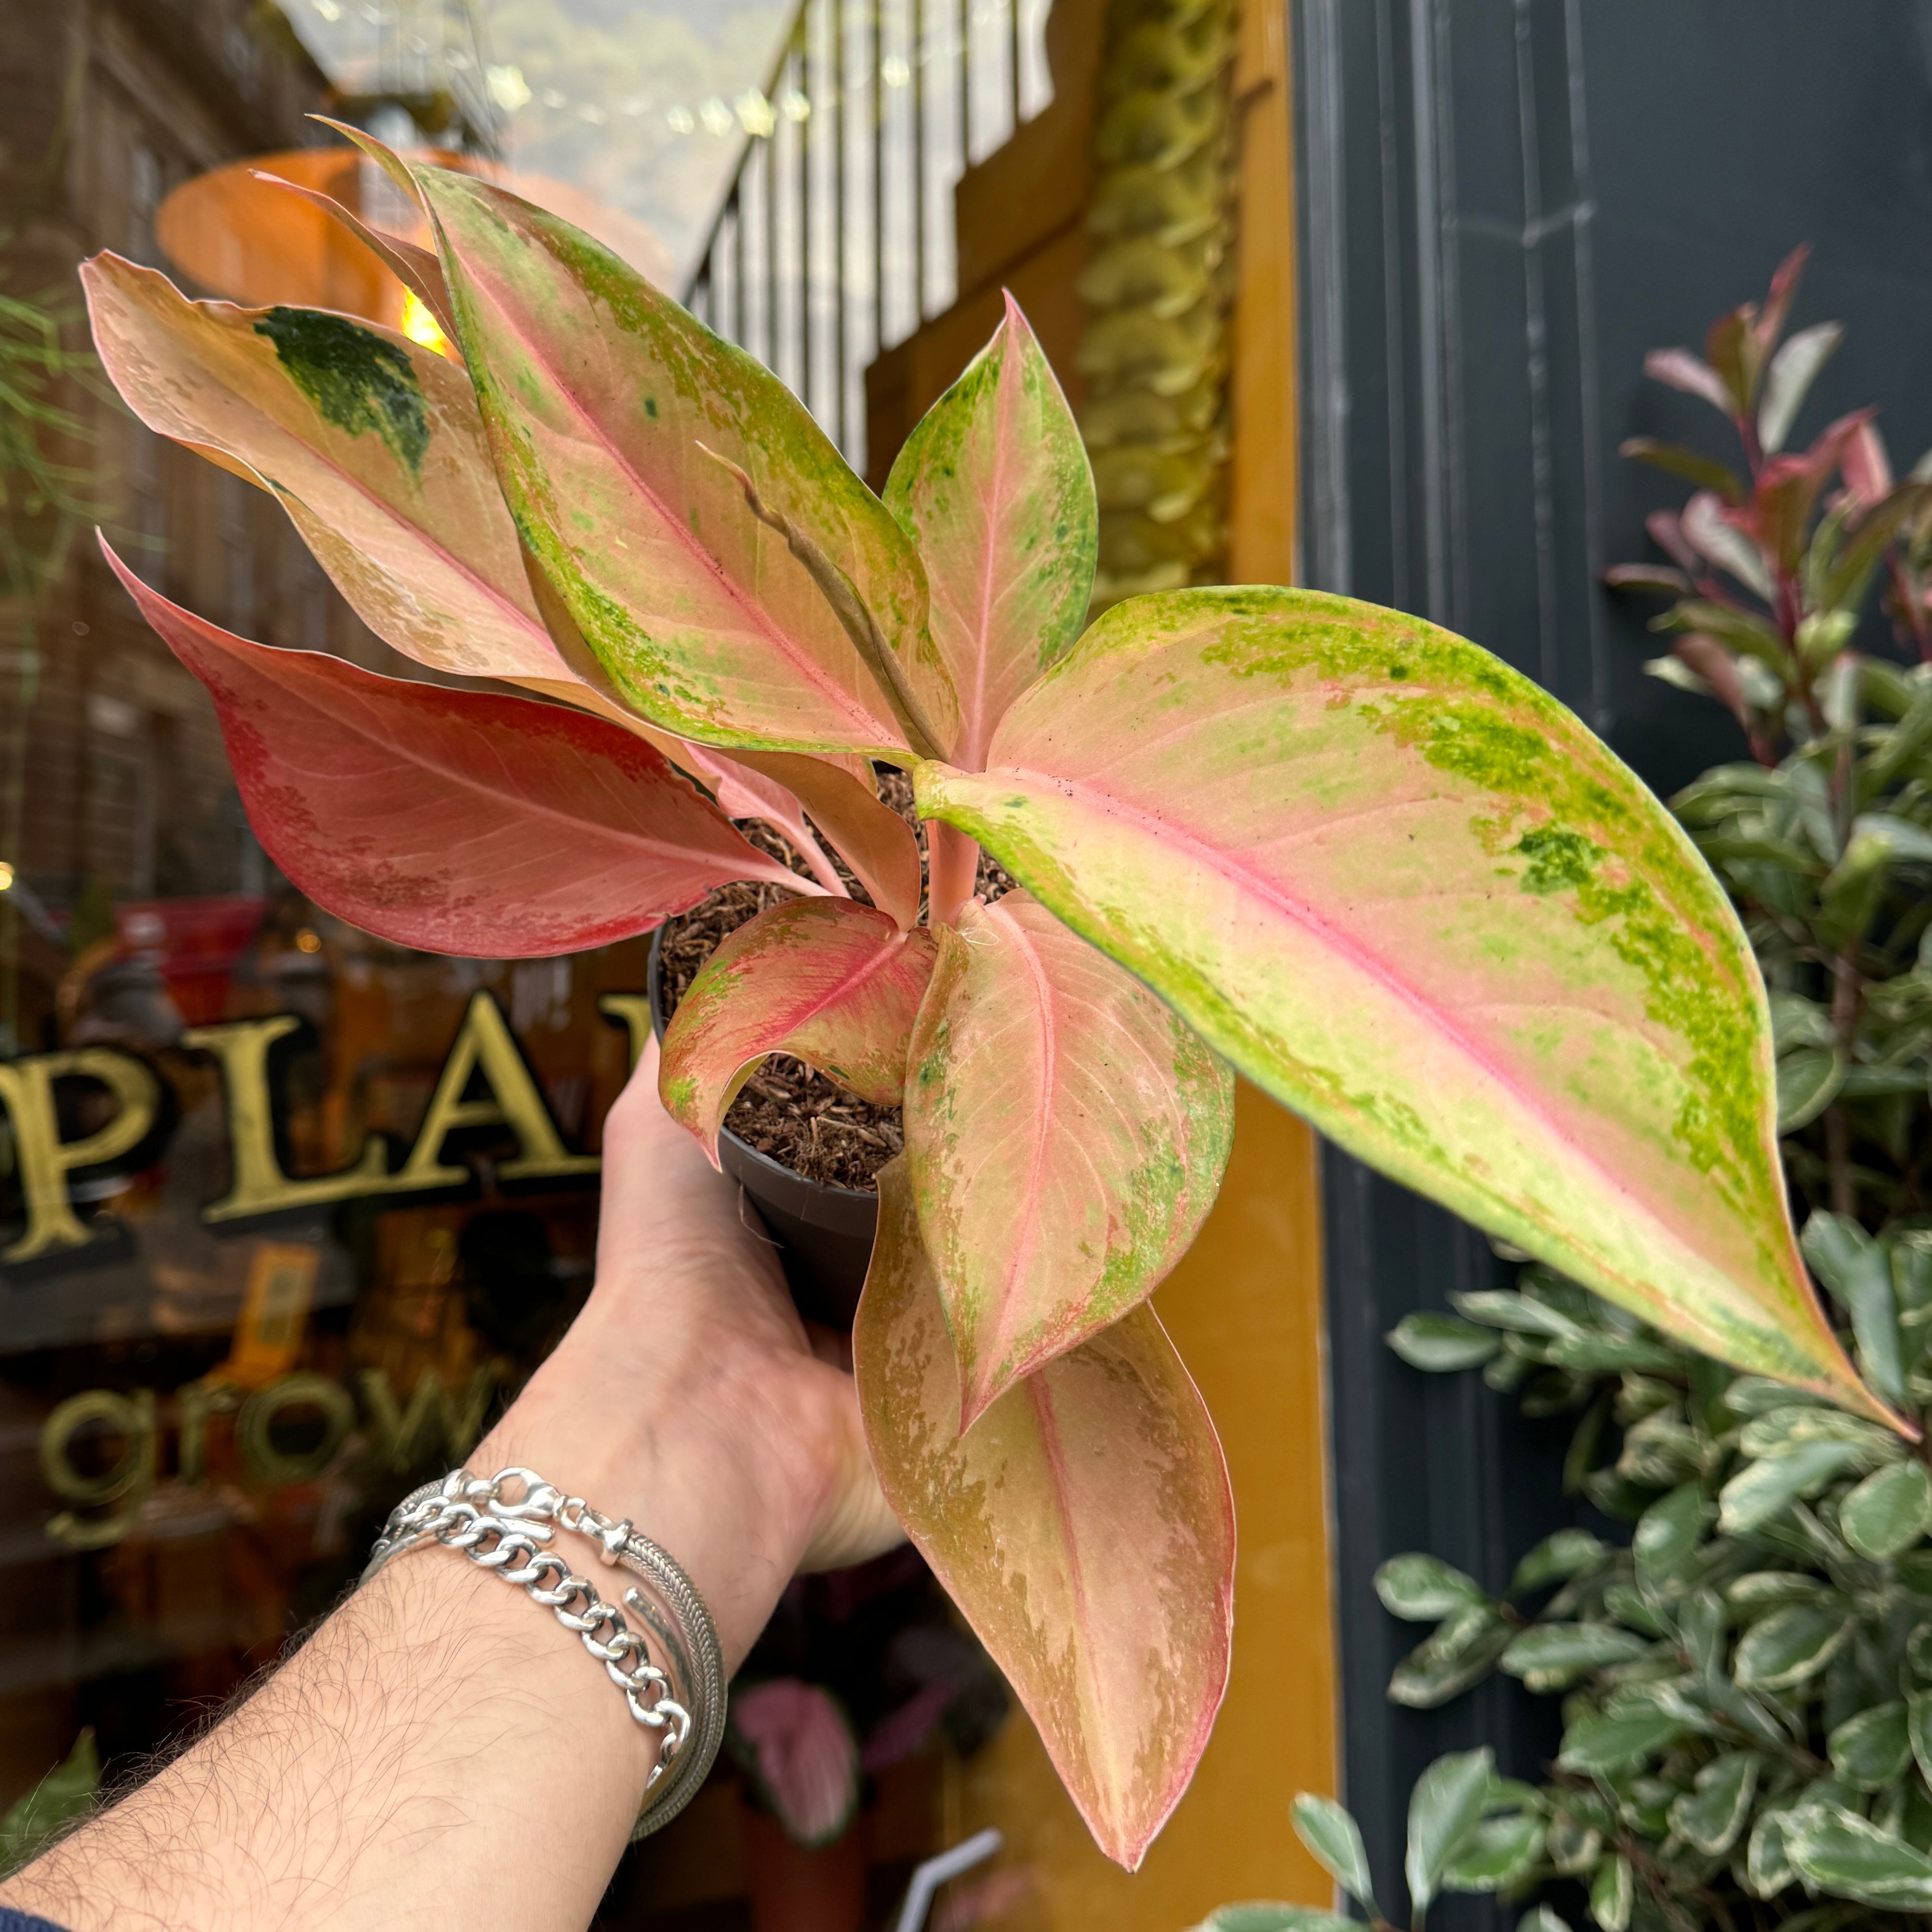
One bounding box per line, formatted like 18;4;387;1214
1297;0;1932;1915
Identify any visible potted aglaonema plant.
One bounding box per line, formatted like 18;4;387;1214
83;124;1905;1868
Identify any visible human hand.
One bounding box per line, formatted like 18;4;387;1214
475;1035;903;1667
0;1040;906;1932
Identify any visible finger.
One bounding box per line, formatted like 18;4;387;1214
796;1375;906;1573
594;1033;793;1317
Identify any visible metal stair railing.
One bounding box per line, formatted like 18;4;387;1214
682;0;1051;471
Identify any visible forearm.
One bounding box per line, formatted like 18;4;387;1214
0;1301;821;1932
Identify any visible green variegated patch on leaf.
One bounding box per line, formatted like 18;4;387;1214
81;252;571;693
913;586;1889;1424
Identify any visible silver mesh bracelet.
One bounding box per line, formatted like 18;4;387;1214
362;1465;728;1839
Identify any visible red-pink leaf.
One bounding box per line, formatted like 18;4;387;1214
1673;634;1752;733
854;1160;1234;1871
1645;347;1738;417
1755;243;1811;355
904;892;1234;1425
103;540;795;956
730;1680;861;1846
1843;419;1895;508
659;898;937;1158
1644;509;1703;576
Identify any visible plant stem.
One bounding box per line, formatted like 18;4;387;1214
925;820;979;927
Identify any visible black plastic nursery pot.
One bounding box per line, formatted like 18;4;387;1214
646;928;879;1329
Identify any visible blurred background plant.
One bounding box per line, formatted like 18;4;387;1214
0;1731;97;1880
1192;255;1932;1932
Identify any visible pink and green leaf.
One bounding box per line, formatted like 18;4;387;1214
413;166;957;759
105;541;795;956
913;585;1892;1426
82;254;562;690
884;292;1097;768
905;891;1234;1424
659;898;937;1157
729;1680;861;1847
728;748;923;929
854;1160;1235;1871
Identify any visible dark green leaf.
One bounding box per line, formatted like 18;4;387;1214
1635;1482;1713;1580
1376;1554;1489;1622
1725;1377;1836;1418
1518;1910;1572;1932
1603;563;1694;598
1720;1443;1869;1535
1602;1585;1670;1637
1895;1550;1932;1594
1840;1459;1932;1561
1661;597;1790;669
1388;1606;1513;1709
1829;1700;1911;1791
1818;833;1898;955
1668;1749;1760;1855
1442;1813;1543;1892
1509;1529;1606;1597
1726;1570;1822;1611
1290;1793;1377;1912
1549;1335;1687;1376
1906;1691;1932;1787
1747;1808;1799;1899
1738;1406;1897;1457
1501;1623;1651;1692
1778;1048;1846;1130
1449;1291;1581;1339
1784;1802;1932;1909
1387;1312;1502;1372
1406;1749;1494;1921
1803;1212;1907;1406
1734;1601;1853;1691
1619;438;1744;499
1677;1587;1726;1677
1557;1709;1694;1775
1588;1853;1633;1932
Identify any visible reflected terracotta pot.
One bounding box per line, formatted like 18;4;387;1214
741;1803;869;1932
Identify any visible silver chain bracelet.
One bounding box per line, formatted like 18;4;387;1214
362;1465;728;1838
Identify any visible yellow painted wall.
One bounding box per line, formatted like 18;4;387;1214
948;1085;1337;1928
